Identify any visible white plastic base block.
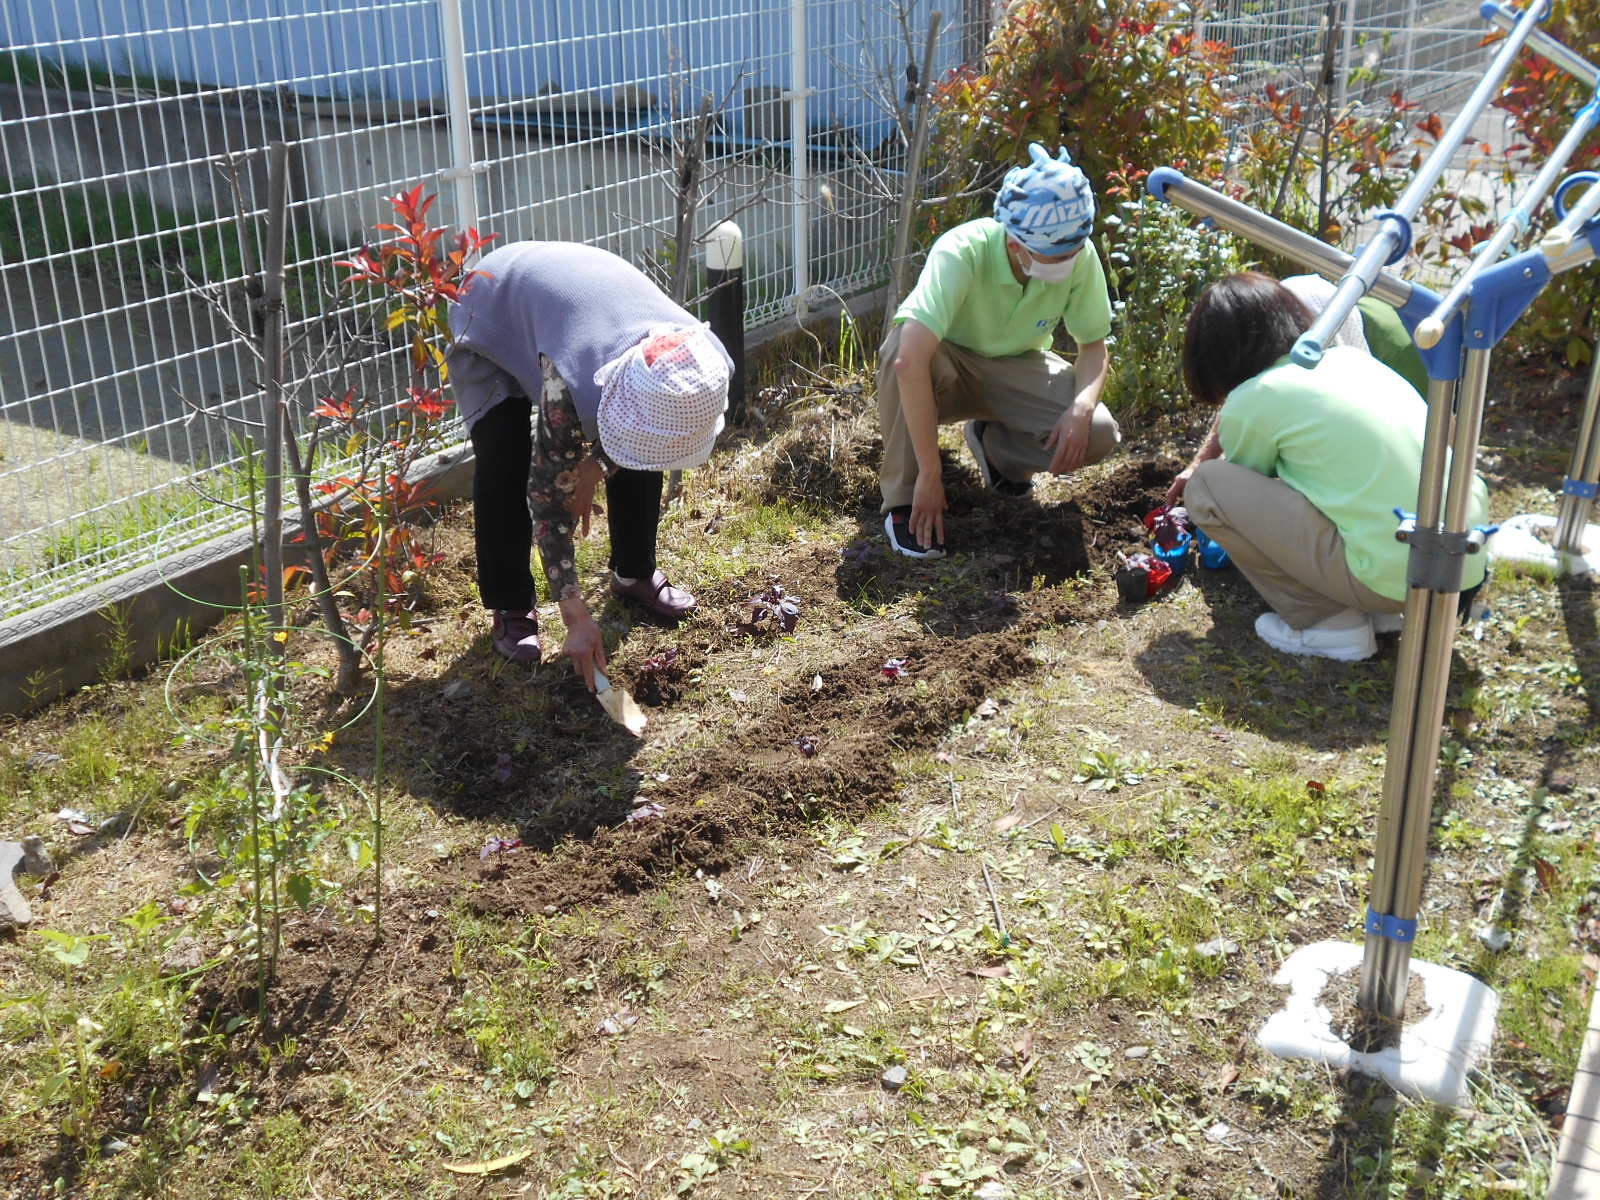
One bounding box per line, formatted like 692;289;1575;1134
1488;512;1600;578
1257;941;1499;1108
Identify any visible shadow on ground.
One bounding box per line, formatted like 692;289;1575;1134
835;453;1182;636
348;636;650;847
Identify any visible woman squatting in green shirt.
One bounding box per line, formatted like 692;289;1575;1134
1167;272;1489;663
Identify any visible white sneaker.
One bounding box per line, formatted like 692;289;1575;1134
1254;610;1377;662
1368;611;1405;635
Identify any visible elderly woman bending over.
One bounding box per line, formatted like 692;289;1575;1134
447;241;731;686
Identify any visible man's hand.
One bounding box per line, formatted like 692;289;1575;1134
910;470;947;550
1165;467;1193;507
1044;402;1096;475
566;457;607;537
559;603;607;692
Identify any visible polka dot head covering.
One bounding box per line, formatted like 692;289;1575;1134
594;325;730;471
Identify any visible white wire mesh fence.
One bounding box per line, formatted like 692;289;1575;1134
1209;0;1494;113
0;0;1490;622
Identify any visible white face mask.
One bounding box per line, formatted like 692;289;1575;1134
1020;247;1080;283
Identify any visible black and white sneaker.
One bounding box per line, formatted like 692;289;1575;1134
884;506;946;559
963;421;1033;497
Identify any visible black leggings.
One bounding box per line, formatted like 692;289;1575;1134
468;396;662;610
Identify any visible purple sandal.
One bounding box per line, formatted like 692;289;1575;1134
612;569;697;621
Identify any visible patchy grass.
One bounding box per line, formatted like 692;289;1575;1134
0;354;1595;1200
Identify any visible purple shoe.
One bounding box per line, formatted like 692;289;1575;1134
612;569;697;621
491;610;542;664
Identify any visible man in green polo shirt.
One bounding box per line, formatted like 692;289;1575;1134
877;143;1121;558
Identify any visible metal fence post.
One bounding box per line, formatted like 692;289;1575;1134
705;222;747;425
787;0;813;317
437;0;480;240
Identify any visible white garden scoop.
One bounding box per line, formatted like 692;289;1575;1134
594;670;647;736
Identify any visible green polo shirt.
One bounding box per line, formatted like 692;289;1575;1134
1218;346;1488;602
894;218;1114;356
1355;296;1430;399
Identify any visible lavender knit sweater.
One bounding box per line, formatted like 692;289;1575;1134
446;241;700;436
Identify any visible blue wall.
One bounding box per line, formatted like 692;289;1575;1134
7;0;961;145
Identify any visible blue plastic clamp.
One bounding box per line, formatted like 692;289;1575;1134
1365;907;1418;943
1395;281;1461;385
1146;166;1185;202
1465;249;1551;350
1372;210;1415;265
1554;171;1600;225
1564;479;1600;499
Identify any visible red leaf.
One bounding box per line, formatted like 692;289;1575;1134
312;388;358;422
401;386;453;420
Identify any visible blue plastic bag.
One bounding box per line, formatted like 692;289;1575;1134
1192;527;1231;569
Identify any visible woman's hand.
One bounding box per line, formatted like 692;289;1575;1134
559;600;607;692
566;457;608;537
1165;467;1193;507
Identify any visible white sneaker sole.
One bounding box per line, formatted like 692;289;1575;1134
1254;612;1376;662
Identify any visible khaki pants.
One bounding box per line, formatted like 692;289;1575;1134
876;324;1121;511
1185;459;1402;629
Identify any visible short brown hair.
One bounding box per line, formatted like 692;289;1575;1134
1182;272;1316;406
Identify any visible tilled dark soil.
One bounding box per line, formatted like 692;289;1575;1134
435;457;1184;919
186;456;1184;1040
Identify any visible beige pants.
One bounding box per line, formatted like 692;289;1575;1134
876;324;1122;511
1185;459;1402;629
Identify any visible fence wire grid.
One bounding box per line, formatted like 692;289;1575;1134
1;0;1491;622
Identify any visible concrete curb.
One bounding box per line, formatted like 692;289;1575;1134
0;445;474;717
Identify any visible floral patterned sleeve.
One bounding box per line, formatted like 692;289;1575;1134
528;355;594;605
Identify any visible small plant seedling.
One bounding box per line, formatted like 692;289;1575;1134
743;583;801;634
